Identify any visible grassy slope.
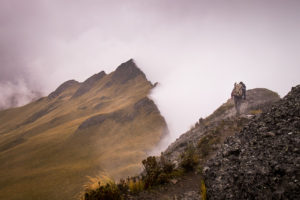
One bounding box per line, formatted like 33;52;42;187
0;68;166;199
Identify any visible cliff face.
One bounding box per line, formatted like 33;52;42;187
204;85;300;200
0;59;167;200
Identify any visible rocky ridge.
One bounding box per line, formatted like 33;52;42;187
204;85;300;199
164;88;280;165
129;87;281;200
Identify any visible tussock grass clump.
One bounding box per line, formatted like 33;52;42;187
127;177;144;194
249;109;262;115
201;179;207;200
84;183;121;200
81;155;179;199
82;175;122;200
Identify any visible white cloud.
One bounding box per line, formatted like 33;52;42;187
0;0;299;147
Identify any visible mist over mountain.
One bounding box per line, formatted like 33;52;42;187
81;77;299;199
1;1;299;200
0;60;167;200
1;0;300;144
0;80;42;110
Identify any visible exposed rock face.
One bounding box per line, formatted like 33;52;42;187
204;85;300;200
112;59;146;84
164;88;280;164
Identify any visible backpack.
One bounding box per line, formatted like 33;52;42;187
233;83;243;97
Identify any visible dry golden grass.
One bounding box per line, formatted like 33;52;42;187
249;109;262;115
128;178;145;194
201;179;207;200
0;73;166;200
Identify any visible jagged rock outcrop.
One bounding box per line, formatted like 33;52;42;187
72;71;106;98
204;85;300;200
112;59;146;84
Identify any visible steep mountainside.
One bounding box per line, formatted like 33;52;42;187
0;59;167;200
130;86;299;200
119;88;280;200
204;85;300;199
85;87;281;200
164;88;280;164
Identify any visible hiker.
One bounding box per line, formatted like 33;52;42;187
231;82;243;115
240;81;246;100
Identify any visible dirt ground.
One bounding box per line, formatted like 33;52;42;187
129;172;202;200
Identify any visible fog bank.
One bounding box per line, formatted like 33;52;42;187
1;0;299;148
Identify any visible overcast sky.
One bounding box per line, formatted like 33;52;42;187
1;0;300;143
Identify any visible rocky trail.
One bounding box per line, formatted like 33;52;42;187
83;86;299;200
130;172;202;200
129;86;300;200
204;85;300;199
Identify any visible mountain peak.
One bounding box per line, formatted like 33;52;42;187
112;59;146;83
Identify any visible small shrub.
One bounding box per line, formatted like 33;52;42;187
141;155;179;189
142;156;161;188
180;145;199;171
83;154;180;198
117;179;128;195
84;182;122;200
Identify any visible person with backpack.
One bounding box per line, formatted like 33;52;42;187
240;81;246;100
231;82;244;115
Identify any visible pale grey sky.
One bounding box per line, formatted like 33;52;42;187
1;0;300;141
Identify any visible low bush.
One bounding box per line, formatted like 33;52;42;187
84;182;122;200
180;145;199;171
142;156;160;188
142;154;177;188
82;154;179;199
